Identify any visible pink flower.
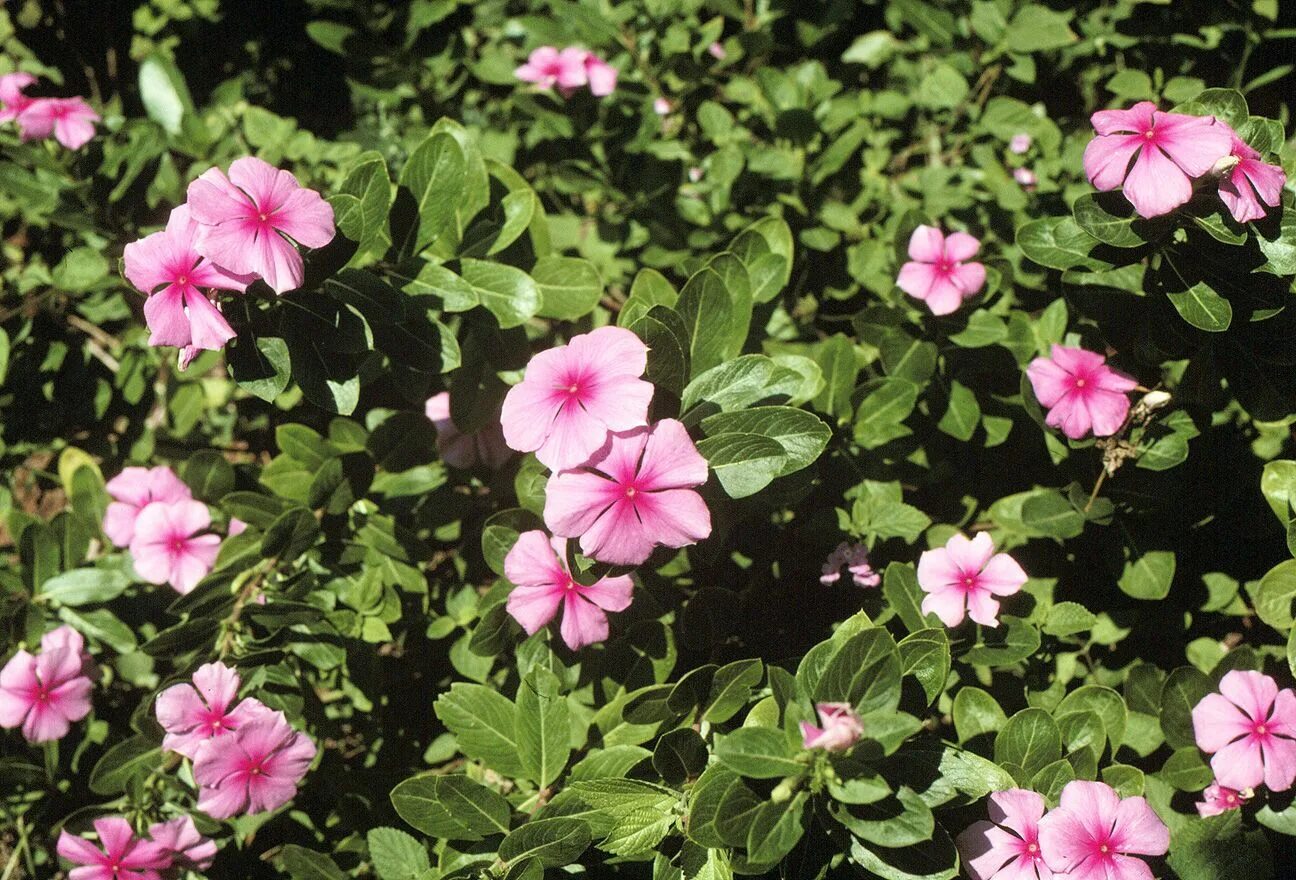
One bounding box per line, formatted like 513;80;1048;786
1082;101;1232;218
155;661;269;759
504;530;634;650
1038;781;1169;880
192;709;317;818
955;789;1050;880
128;499;221;595
653;97;672;116
819;542;880;588
544;419;712;566
186;156;335;294
56;818;172;880
228;517;248;537
500;326;654;471
1009;133;1032;155
895;225;986;316
0;71;37;123
41;625;95;678
1014;167;1038;188
799;703;863;752
1191;669;1296;792
515;46;589;95
102;465;192;547
1026;345;1138;440
707;42;727;60
425;392;512;469
17;96;99;149
123;204;252;357
917;532;1027;628
1196;781;1248;818
0;634;94;743
148;816;217;871
582;52;617;97
1217;131;1286;224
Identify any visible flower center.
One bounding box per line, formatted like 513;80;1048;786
169;535;187;555
1027;843;1038;854
178;275;188;286
1074;377;1087;388
1255;722;1269;736
961;574;976;589
258;212;268;223
937;260;953;274
1099;844;1110;855
625;486;637;498
1143;129;1155;141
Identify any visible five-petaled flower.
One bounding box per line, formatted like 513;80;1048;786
500;326;655;472
917;532;1027;628
544;418;712;566
956;789;1051;880
0;72;37;124
504;530;634;650
186;156;335;294
56;817;172;880
896;225;986;316
17;96;100;149
1082;101;1232;218
192;709;318;818
1037;780;1169;880
1026;344;1138;440
515;46;591;96
1216;129;1287;224
155;661;270;759
0;628;95;743
1191;669;1296;792
799;702;863;752
1196;781;1249;818
103;465;192;548
148;816;217;871
128;499;221;595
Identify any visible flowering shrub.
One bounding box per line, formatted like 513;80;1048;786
3;1;1296;879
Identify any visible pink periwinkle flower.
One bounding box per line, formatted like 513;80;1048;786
582;51;618;97
515;46;589;95
956;789;1050;880
0;631;94;743
799;702;863;752
896;225;986;316
1009;133;1032;155
148;816;217;871
1026;344;1138;440
1191;669;1296;792
544;418;711;566
819;542;880;588
1014;167;1038;189
1216;131;1286;224
425;392;512;469
56;818;172;880
504;530;634;650
186;156;335;294
103;465;192;547
917;532;1027;628
17;96;100;149
192;709;317;818
155;661;270;760
500;326;655;471
1196;781;1249;818
123;204;252;358
0;71;37;123
1038;780;1169;880
128;499;221;595
707;41;727;60
1082;101;1232;218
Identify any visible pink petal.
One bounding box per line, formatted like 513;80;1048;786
978;554;1027;596
1104;855;1157;880
569;326;650;378
629;488;712;550
249;225;307;294
1085;388;1132;437
192;661;240;713
122;229;178;296
1210;735;1265;790
22;701;72;742
1220;175;1270;224
1091;103;1156;136
917;547;961;592
506;583;565;635
944;232;981;262
56;831;105;867
272;186;336;249
1261;737;1296;792
500;373;566;455
1082;134;1143;191
156;683;206;734
922;274;967;316
102;502;140;548
576;574;634;612
965;590;1001;628
575;373;654;436
636;418;709;490
907;225;945;262
920;587;966;627
535;400;615;471
182;291;236;351
950;261;986;296
1271;689;1296;736
172;534;220;593
54;114;97;150
544;471;620;538
1044;392;1093;440
143;287;193;348
1026;357;1073;408
559;593;609;649
1122;145;1193;218
1049;344;1104;375
504;530;566;588
1218;670;1278;723
951;532;996;574
246;774;300;814
579;496;658;565
1154;113;1233;177
187;167;252;227
197;778;250;819
1109;795;1169;856
1239;158;1287;207
988;789;1046;839
896;260;938;300
956;822;1018;880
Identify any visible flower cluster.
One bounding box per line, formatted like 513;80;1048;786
123;156;335;367
56;815;216;880
0;626;94;743
0;71;99;149
515;46;617;98
156;662;317;818
497;326;712;649
917;532;1027;628
957;782;1169;880
819;541;880;588
105;465;226;594
1083;101;1285;221
1191;669;1296;813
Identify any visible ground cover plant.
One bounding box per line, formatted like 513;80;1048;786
2;1;1296;878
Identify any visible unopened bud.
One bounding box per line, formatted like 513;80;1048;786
1139;390;1172;411
1210;154;1241;178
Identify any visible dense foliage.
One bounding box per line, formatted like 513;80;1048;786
3;1;1296;878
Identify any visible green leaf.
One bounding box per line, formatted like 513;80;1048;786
280;846;346;880
337;153;393;261
138;53;197;135
682;355;807;417
532;256;602;321
397;132;467;255
39;567;129;606
390;774;512;841
936;380;980;441
1257;559;1296;631
898;629;950;706
745;792;807;865
1073;194;1145;248
366;828;430;880
619;268;678;328
89;736;162;795
629;305;690;397
1160;667;1213;749
700;407;831;480
703;659;763;724
994;708;1062;779
883;562;931;633
1016;217;1104;271
953;688;1007;744
1002;5;1077;52
1166;281;1232;332
227;333;292;403
814;627;903;713
963;617;1041;666
714;728;803;779
695;433;788;499
498;818;591;868
517;668;572;789
1118;551;1176;601
433;683;525;777
459;259;542;329
570;778;679;855
677;266;739;377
